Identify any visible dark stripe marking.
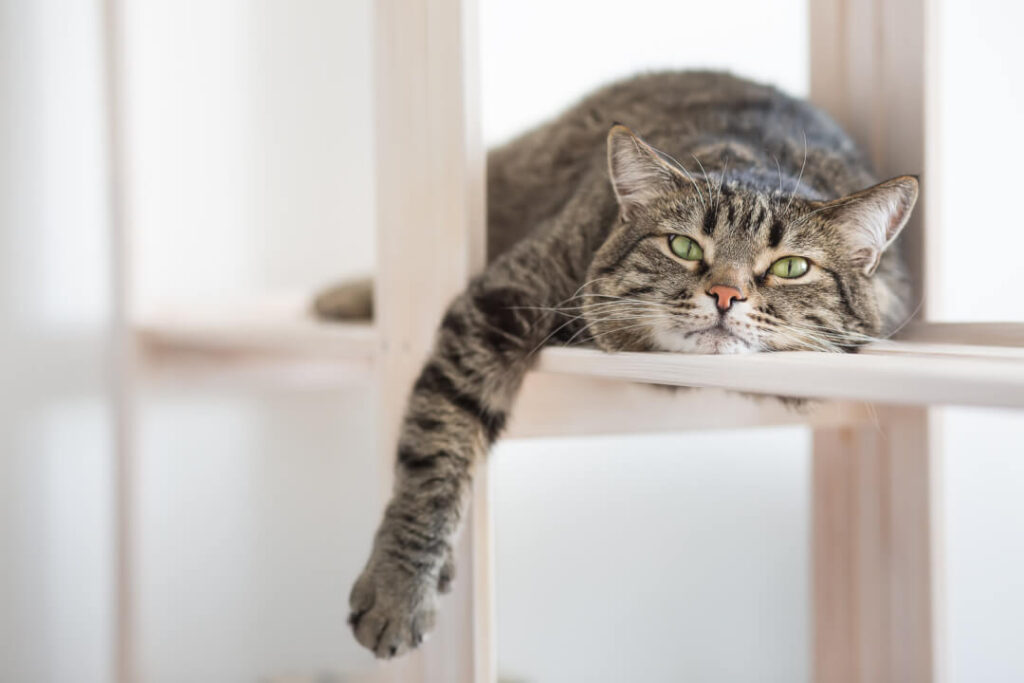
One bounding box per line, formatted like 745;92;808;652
595;234;650;276
398;447;470;471
441;309;468;337
412;363;507;442
819;267;861;321
768;219;786;248
702;206;717;235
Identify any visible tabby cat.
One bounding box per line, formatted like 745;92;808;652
319;71;918;658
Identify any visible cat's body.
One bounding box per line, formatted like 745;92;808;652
335;72;918;657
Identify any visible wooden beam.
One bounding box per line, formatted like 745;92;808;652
809;0;943;681
531;346;1024;409
101;1;138;681
812;409;940;683
508;376;872;438
374;0;489;681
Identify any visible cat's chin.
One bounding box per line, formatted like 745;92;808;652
652;326;757;355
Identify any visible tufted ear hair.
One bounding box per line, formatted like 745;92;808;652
607;124;690;219
818;175;919;276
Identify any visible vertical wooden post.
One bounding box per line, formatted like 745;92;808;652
374;0;491;681
809;0;944;681
812;409;941;683
102;1;138;681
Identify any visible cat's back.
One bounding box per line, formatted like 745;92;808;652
486;71;871;259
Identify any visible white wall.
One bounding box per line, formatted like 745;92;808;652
935;2;1024;680
935;0;1024;323
0;1;114;681
481;0;808;146
493;429;810;683
136;386;382;682
943;408;1024;683
123;0;376;314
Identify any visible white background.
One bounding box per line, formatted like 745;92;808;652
1;0;1021;681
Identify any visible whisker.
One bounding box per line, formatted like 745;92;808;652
690;153;714;212
715;159;729;212
772;154;784;203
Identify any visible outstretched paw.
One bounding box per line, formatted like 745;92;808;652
348;558;440;658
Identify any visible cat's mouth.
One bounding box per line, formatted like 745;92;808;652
683;319;734;339
695;326;754;354
655;319;755;354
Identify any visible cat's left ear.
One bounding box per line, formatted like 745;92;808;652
607;124;690;219
821;175;919;276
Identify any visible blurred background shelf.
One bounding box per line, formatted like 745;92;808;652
136;293;377;358
135;294;377;387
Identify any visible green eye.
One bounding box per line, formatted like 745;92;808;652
668;235;704;261
769;256;810;279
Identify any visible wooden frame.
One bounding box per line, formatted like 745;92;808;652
103;0;1024;681
101;1;137;681
810;0;943;681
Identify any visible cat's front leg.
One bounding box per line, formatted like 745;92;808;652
348;233;585;658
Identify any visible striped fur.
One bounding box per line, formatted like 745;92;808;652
347;71;918;657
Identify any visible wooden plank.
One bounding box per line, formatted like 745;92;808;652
530;346;1024;409
812;408;940;683
900;322;1024;348
134;294;378;359
810;0;942;682
509;374;872;438
373;0;488;681
136;324;1024;409
101;1;138;682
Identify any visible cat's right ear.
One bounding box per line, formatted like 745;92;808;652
607;125;686;219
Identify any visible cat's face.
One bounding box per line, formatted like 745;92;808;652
583;126;918;354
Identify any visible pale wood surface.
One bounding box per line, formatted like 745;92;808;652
373;0;489;681
810;0;942;681
532;346;1024;409
136;295;377;359
509;375;873;438
813;409;939;683
900;322;1024;348
101;1;137;681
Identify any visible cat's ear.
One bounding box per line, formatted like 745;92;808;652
607;124;688;219
821;175;919;276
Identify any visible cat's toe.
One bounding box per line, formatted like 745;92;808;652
348;566;438;658
351;607;405;659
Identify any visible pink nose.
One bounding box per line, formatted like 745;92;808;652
707;284;744;311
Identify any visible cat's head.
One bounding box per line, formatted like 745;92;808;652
583;125;918;354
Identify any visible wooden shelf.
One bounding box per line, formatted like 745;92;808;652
134;296;1024;409
136;294;376;359
533;344;1024;410
135;295;376;387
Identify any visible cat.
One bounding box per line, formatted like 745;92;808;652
321;71;918;658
